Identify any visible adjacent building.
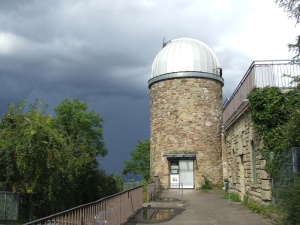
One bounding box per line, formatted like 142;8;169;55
222;60;299;203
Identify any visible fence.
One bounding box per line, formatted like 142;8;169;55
223;60;300;126
274;147;300;188
147;182;183;203
23;186;143;225
0;192;19;220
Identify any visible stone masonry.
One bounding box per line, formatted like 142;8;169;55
223;106;272;203
150;77;223;189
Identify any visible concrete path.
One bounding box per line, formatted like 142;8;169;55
124;190;274;225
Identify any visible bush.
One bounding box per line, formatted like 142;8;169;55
277;180;300;225
201;176;213;191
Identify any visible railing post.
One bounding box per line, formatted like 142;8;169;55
80;208;83;225
181;183;183;203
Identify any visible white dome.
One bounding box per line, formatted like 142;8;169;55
151;38;221;78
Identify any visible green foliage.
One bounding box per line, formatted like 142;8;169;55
0;100;67;219
0;98;118;221
95;170;122;198
275;180;300;225
201;176;213;191
230;192;241;202
248;87;300;176
54;98;107;158
248;87;300;224
283;91;300;147
243;193;276;216
248;87;287;133
52;98;108;208
113;173;124;192
245;201;265;214
223;192;241;202
123;139;150;182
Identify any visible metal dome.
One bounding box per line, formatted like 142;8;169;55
149;38;223;87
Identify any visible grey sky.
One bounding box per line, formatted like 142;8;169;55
0;0;297;174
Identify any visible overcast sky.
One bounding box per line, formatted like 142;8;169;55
0;0;298;175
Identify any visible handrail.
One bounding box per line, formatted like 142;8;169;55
223;60;299;126
23;186;143;225
147;182;183;203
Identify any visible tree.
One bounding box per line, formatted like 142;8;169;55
0;99;67;219
54;98;107;158
0;98;118;221
276;0;300;23
53;98;108;206
113;173;124;192
96;171;123;198
123;139;150;181
275;0;300;61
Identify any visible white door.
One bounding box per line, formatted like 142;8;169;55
179;160;194;188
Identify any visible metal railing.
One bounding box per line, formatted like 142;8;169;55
223;60;299;126
147;177;160;202
23;186;143;225
147;183;183;203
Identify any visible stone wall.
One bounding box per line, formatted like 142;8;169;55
149;77;223;188
223;106;271;203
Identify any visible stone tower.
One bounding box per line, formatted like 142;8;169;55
148;38;224;189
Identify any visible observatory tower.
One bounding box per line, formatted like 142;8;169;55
148;38;224;189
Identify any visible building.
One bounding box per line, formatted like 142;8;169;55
148;38;224;189
222;60;299;203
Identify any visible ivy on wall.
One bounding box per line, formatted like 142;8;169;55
248;86;300;177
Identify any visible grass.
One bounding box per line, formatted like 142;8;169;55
243;197;283;223
222;192;241;202
200;176;223;192
244;200;276;215
222;192;282;223
201;176;213;191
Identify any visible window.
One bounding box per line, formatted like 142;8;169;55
170;161;179;174
232;149;237;184
251;141;257;183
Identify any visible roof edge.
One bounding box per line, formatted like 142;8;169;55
148;71;224;88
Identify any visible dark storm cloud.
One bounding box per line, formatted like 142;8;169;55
0;0;296;173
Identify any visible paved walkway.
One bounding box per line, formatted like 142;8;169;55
124;190;275;225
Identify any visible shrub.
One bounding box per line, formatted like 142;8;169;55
201;176;213;191
277;180;300;225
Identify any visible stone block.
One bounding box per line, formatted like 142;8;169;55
249;190;260;198
261;190;272;201
256;172;261;180
260;160;267;167
260;170;270;179
261;179;271;190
